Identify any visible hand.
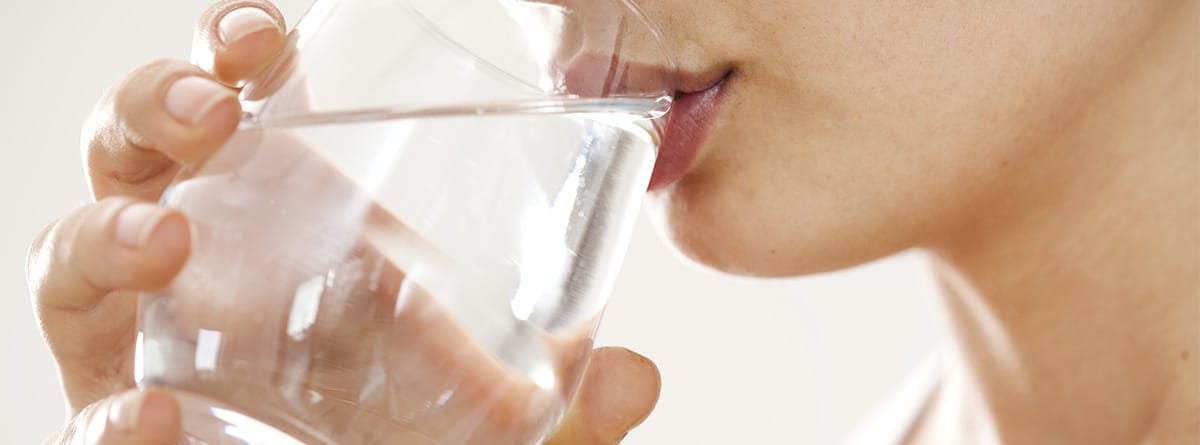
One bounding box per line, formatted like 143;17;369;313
27;0;660;443
38;350;656;445
41;388;181;445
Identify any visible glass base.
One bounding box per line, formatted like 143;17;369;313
172;391;438;445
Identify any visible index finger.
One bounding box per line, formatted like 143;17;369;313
83;1;289;202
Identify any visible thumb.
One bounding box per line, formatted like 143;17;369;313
49;388;182;445
546;347;662;445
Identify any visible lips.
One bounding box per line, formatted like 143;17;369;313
559;54;730;190
559;50;729;189
648;77;728;190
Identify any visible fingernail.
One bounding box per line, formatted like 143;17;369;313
595;350;660;432
115;203;169;249
218;7;276;45
107;391;144;433
165;76;235;124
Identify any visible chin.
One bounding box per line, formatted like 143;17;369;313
644;172;909;279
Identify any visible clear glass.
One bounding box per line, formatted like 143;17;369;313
134;0;676;443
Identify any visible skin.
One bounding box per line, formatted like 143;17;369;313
26;0;1198;443
636;0;1198;443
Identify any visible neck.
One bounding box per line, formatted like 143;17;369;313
924;5;1198;444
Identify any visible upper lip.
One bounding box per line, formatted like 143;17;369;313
675;67;732;96
560;52;729;99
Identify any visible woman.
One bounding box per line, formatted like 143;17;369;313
26;0;1197;443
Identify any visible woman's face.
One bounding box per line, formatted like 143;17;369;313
628;0;1178;276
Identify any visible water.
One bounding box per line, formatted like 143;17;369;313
136;99;658;444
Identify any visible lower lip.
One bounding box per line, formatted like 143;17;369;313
648;79;728;190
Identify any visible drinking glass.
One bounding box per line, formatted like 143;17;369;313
134;0;677;443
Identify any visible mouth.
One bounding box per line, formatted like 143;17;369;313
558;55;732;190
648;70;731;190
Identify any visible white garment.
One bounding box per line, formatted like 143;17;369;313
842;352;942;445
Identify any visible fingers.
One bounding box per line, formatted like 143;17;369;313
546;347;662;445
83;60;241;200
84;1;287;201
29;197;191;312
191;0;288;84
27;198;191;409
50;388;182;445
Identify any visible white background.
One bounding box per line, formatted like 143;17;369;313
0;1;945;443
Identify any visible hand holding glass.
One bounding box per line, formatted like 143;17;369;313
135;0;677;443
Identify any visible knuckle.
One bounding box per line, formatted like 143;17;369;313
81;88;123;183
84;59;187;154
26;216;66;296
53;206;99;280
85;58;207;194
30;199;136;311
109;58;196;124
